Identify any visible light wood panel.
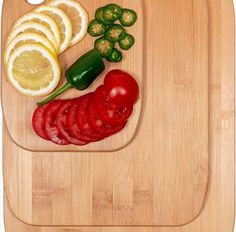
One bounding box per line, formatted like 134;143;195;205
2;0;210;226
3;0;235;230
1;0;143;152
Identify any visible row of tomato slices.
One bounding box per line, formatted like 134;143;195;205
32;70;139;146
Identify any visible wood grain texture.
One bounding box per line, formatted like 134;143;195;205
3;0;235;230
1;0;143;152
2;0;211;227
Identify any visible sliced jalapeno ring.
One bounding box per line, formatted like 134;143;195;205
120;9;137;27
88;19;106;37
95;7;112;25
105;24;126;42
119;34;135;50
94;36;114;58
107;48;123;62
103;4;123;22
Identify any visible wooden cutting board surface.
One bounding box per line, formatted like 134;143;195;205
1;0;143;152
2;0;210;227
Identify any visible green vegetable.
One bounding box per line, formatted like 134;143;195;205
119;34;135;50
95;7;111;25
120;9;137;27
103;4;123;22
105;24;126;42
107;48;123;62
88;19;106;37
94;36;114;58
37;49;105;106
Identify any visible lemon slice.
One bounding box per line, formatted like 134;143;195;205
4;32;56;64
7;43;61;96
13;12;60;49
35;5;72;53
48;0;88;46
7;21;59;52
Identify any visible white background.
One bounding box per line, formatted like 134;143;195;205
0;0;235;231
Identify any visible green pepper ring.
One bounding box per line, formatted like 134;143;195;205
107;48;123;62
95;7;112;25
119;34;135;50
120;8;137;27
94;36;114;58
105;24;126;42
103;4;123;22
87;19;106;37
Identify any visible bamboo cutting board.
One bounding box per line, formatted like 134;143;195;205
3;0;235;230
2;0;210;227
1;0;143;152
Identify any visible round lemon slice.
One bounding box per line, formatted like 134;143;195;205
48;0;88;46
7;43;61;97
35;5;72;53
4;32;56;64
7;21;59;52
12;12;60;49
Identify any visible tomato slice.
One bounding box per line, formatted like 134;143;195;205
44;100;70;145
56;100;89;146
94;85;133;126
88;97;127;137
76;93;104;141
32;103;51;140
66;99;95;143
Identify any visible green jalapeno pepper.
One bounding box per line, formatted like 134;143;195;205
107;48;123;62
37;49;105;106
88;19;106;37
105;24;126;42
120;9;137;27
119;34;135;50
103;4;123;22
95;7;111;25
94;36;114;58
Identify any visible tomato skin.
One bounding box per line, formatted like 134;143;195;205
103;70;139;107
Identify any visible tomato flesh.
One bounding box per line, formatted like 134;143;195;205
32;103;51;140
88;95;127;137
66;99;95;143
76;93;104;141
95;85;133;126
44;100;70;145
56;100;89;146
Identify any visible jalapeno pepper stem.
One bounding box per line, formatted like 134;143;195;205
37;82;73;106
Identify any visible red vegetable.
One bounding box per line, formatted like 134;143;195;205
32;103;50;140
88;95;127;137
56;100;88;146
95;85;133;126
103;70;139;107
76;93;104;141
44;100;70;145
66;100;95;143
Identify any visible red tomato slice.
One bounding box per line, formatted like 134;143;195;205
88;97;127;137
56;100;89;146
66;99;95;143
32;103;51;140
44;100;70;145
76;93;104;141
95;85;133;126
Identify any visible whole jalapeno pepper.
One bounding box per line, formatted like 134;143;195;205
37;49;105;106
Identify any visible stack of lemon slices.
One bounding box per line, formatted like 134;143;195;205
4;0;88;97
